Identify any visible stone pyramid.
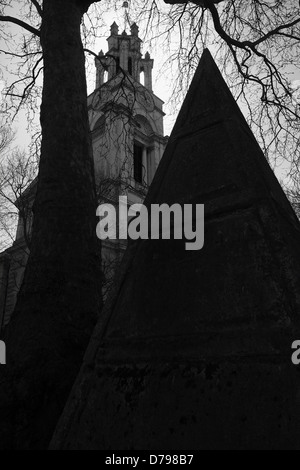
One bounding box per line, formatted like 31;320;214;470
50;49;300;450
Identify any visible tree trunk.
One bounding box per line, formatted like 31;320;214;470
0;0;102;449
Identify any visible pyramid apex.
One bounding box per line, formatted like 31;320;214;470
171;47;247;137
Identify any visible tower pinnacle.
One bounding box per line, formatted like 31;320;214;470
95;21;154;89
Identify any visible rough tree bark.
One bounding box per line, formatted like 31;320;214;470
0;0;102;450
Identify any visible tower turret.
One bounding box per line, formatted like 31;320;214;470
95;22;154;89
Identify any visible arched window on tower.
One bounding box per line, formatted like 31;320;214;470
116;57;120;74
128;57;133;76
140;69;145;86
133;143;143;183
133;115;155;186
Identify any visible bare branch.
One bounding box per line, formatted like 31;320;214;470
30;0;43;18
0;48;42;58
0;15;40;37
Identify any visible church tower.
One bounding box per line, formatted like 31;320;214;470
89;21;167;191
88;21;167;293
